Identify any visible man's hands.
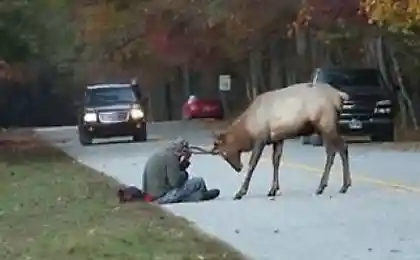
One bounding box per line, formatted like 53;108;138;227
183;149;192;161
179;160;190;171
179;149;192;171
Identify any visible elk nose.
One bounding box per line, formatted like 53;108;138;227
236;163;243;172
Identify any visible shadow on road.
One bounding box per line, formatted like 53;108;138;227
346;139;370;144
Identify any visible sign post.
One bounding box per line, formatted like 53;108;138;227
218;75;231;117
219;75;231;91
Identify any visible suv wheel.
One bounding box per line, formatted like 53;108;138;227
133;124;147;142
78;129;93;146
301;136;311;145
310;134;323;146
371;126;394;142
182;111;192;120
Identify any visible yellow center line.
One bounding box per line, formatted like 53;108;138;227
259;157;420;193
191;145;420;193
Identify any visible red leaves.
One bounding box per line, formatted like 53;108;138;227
301;0;369;27
143;8;221;68
145;13;197;66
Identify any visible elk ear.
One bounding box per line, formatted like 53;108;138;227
212;131;226;141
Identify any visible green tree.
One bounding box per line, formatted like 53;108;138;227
0;0;74;64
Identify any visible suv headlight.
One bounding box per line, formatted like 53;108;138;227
130;108;144;119
376;99;391;106
83;112;97;122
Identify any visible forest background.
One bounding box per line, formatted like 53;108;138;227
1;0;420;139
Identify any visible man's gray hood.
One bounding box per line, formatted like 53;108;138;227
165;138;190;157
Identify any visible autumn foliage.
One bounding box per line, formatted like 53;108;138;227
76;0;394;69
361;0;420;31
2;0;420;127
3;0;420;71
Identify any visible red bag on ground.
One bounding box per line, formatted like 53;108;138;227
117;185;154;203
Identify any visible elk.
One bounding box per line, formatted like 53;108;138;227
209;82;352;200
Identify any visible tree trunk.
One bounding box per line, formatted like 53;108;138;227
376;36;408;128
295;28;306;57
164;83;173;120
325;45;333;66
309;33;320;68
389;45;419;129
249;50;263;98
376;36;394;92
376;35;418;129
145;89;153;121
269;39;282;90
363;38;377;67
181;63;191;99
245;76;253;102
286;69;297;85
336;45;345;65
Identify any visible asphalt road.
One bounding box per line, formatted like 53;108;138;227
36;121;420;260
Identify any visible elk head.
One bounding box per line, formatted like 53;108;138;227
211;131;243;172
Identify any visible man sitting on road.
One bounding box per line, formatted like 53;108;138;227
142;138;220;204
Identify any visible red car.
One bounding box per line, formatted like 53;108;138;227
182;95;223;119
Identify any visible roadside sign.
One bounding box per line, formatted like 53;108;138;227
219;75;231;91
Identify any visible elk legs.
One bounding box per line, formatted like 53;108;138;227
316;135;352;195
268;141;283;197
316;140;336;194
338;140;351;193
234;140;265;200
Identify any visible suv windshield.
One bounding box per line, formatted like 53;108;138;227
318;69;381;87
85;86;136;106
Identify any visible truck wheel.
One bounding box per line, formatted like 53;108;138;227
310;134;323;146
182;111;192;120
371;126;394;142
78;130;93;146
301;136;311;145
182;114;192;120
133;124;147;142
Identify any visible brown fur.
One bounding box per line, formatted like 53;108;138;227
211;83;352;200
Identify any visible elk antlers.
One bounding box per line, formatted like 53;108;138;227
189;145;218;155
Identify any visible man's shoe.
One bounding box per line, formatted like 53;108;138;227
202;189;220;201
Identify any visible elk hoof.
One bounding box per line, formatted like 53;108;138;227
233;194;243;200
315;184;327;195
233;191;245;200
267;189;280;197
339;184;351;194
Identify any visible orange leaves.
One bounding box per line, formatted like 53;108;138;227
75;0;152;65
361;0;420;31
77;2;117;44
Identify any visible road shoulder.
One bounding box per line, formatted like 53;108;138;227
0;130;247;260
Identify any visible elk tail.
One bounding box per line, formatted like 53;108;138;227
338;91;349;101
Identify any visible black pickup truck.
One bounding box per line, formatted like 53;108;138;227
302;66;396;146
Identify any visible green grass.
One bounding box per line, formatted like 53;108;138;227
0;131;246;260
